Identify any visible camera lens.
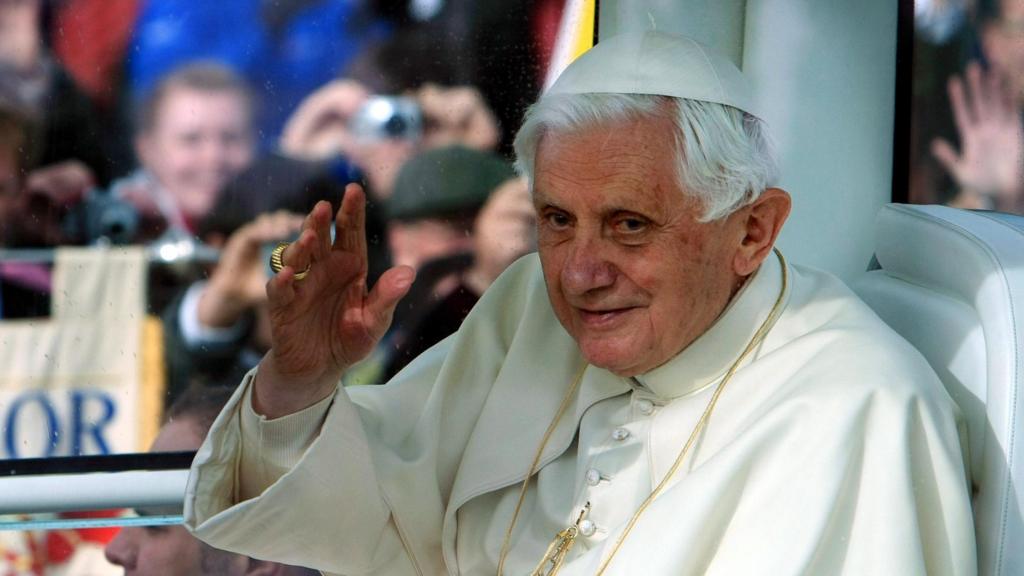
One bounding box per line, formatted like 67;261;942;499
384;114;409;138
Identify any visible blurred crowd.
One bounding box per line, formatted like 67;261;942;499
0;0;574;399
912;0;1024;213
0;0;568;571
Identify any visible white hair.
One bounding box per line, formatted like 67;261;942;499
513;93;779;222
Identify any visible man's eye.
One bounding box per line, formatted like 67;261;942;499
544;212;571;229
614;217;648;233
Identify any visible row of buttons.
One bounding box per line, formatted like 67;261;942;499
575;395;656;542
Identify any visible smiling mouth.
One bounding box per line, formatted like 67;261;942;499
577;307;637;328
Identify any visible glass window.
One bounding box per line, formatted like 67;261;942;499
1;0;559;571
905;0;1024;214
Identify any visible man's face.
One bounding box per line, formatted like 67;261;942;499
104;419;248;576
137;87;255;220
533;114;743;376
387;218;474;270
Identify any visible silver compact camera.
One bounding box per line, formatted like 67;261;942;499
349;96;423;142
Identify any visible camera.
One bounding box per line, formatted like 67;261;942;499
62;187;139;245
349;96;423;142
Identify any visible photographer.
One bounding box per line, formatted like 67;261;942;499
279;78;500;200
161;210;304;400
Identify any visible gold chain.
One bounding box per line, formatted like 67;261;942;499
496;362;590;576
530;503;591;576
496;249;789;575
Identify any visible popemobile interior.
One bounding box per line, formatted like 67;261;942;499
0;0;1022;575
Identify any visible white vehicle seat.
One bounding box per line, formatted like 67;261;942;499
854;203;1024;575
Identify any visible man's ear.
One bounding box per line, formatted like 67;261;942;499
732;187;791;277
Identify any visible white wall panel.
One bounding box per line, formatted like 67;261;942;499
744;0;897;280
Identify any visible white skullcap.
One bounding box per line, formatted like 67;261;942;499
547;30;760;119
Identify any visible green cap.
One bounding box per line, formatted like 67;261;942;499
388;146;516;221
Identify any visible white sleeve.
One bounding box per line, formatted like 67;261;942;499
184;370;416;575
178;282;250;349
237;381;333;500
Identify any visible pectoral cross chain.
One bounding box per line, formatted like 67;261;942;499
530;503;591;576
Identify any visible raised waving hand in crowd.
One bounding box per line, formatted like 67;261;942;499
931;61;1024;212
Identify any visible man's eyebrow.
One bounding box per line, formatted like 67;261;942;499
531;190;557;208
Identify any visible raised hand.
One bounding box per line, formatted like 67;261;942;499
465;177;536;295
931;62;1024;210
279;79;370;161
254;184;415;417
196;211;304;329
416;84;501;151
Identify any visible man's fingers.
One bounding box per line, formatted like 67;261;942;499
312;201;332;261
364;266;416;340
948;76;972;133
247;212;304;245
334;184;369;268
266;267;297;308
282;229;316;273
931;138;961;176
966;62;989;123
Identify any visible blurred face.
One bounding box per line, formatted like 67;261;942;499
533;114;744;376
104;419;248;576
137;87;255;220
0;0;40;72
387;219;474;270
985;0;1024;101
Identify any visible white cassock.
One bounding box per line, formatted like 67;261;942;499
184;252;977;575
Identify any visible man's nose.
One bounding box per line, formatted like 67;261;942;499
201;139;228;167
560;238;617;296
104;527;137;569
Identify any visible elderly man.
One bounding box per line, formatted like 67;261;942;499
185;32;976;575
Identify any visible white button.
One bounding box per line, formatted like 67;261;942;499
585;468;602;486
636;399;655;415
611;427;630;441
578;519;596;537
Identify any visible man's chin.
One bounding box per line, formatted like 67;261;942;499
578;340;647;377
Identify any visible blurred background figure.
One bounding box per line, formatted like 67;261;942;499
111;63;256;242
0;0;124;252
104;384;319;576
379;146;535;380
162;211;304;400
928;0;1024;213
910;0;1024;214
385;146;515;271
0;0;113;187
279;77;500;201
0;102;51;318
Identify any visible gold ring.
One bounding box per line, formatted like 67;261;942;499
269;242;311;281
